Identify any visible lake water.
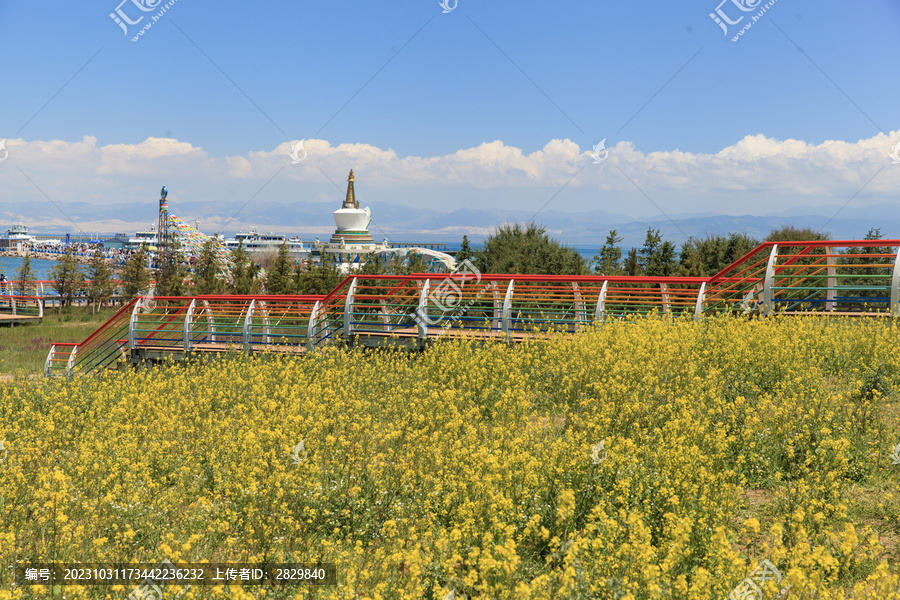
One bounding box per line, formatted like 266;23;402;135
0;255;58;281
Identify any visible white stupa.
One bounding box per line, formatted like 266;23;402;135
315;169;456;273
329;169;373;245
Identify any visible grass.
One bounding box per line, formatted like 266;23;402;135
0;305;123;375
3;316;900;598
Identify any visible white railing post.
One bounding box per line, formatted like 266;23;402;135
44;344;56;377
763;244;778;317
379;299;390;331
594;280;608;323
660;283;670;313
891;247;900;318
694;282;706;321
487;282;499;331
259;301;270;346
416;279;430;339
129;298;143;350
66;345;77;378
184;299;196;352
203;300;216;343
307;300;321;352
242;299;256;353
826;246;836;311
344;278;358;336
501;280;514;342
38;297;43;319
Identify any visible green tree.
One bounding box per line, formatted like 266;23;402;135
723;232;758;270
360;250;429;276
49;248;85;310
122;248;150;301
638;227;661;274
651;241;679;276
639;228;679;276
86;248;115;312
229;242;259;295
678;241;704;277
678;232;759;277
266;242;295;294
765;225;830;243
14;254;36;296
194;237;224;295
474;222;587;275
456;235;474;263
593;230;623;275
155;234;189;297
293;258;344;295
623;247;640;276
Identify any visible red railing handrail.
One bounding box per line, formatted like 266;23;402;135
345;274;710;285
70;298;139;350
708;240;900;281
1;280;125;285
192;295;325;301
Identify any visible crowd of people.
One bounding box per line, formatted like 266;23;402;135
16;242;141;267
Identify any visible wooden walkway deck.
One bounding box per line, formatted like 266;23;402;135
0;314;42;325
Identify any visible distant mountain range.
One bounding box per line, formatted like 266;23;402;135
0;199;894;248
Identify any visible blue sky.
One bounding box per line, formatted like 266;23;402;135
1;1;899;239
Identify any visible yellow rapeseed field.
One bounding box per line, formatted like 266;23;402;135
2;315;900;599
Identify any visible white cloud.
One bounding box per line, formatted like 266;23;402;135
1;131;899;220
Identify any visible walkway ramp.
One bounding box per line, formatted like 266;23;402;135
44;239;900;376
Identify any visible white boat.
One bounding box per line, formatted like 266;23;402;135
3;222;36;242
224;227;308;255
126;225;159;250
0;221;36;251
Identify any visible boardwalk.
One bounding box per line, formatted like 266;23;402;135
44;239;900;376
